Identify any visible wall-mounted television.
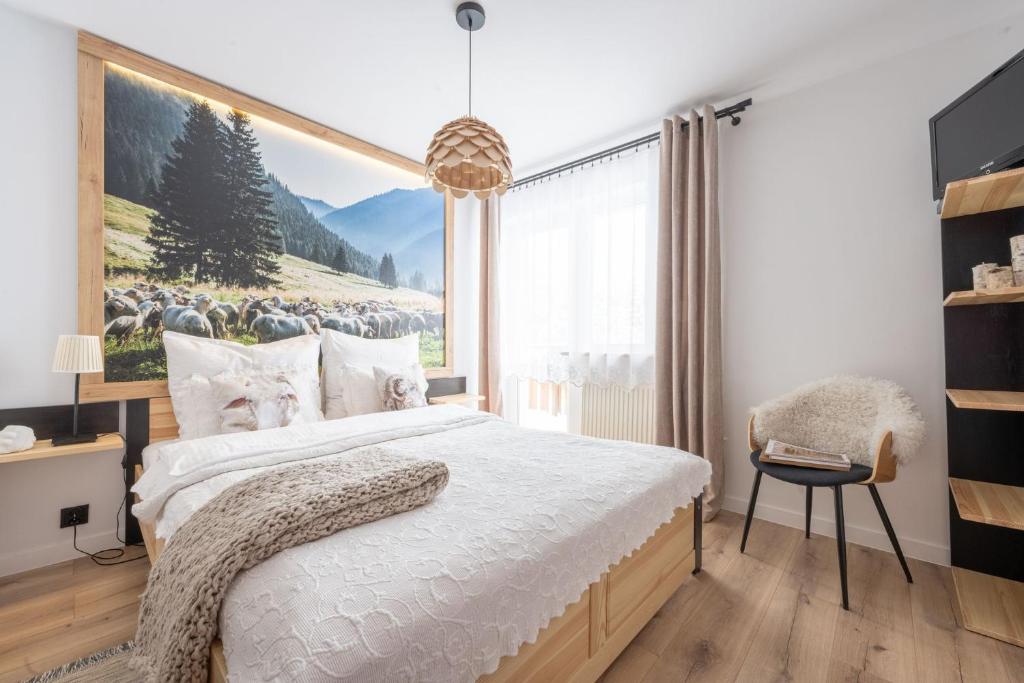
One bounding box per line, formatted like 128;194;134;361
929;48;1024;201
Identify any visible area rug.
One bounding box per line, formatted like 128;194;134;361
26;642;138;683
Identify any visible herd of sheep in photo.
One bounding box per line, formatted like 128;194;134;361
103;283;444;345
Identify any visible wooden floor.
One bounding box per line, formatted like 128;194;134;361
1;515;1022;683
0;546;148;683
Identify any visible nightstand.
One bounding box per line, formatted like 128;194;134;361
428;393;485;409
0;433;124;465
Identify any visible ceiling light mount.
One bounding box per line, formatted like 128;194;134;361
455;2;485;31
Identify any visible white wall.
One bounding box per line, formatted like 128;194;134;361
0;5;131;577
718;14;1024;565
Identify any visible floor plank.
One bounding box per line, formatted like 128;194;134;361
640;518;801;682
734;533;840;682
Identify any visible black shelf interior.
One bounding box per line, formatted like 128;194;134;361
942;206;1024;583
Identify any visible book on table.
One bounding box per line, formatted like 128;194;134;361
760;439;852;471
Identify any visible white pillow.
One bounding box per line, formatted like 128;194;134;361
325;362;426;419
320;329;427;418
164;331;322;440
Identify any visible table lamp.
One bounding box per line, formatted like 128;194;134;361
51;335;103;446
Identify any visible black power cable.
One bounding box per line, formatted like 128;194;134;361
70;432;148;566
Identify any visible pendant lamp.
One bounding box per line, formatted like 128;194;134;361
425;2;512;200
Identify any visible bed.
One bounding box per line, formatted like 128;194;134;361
132;397;709;682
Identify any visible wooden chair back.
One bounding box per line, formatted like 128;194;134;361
746;415;897;485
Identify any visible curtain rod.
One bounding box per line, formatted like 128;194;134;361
510;98;752;190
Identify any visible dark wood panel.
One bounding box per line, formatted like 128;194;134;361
123;399;149;545
950;492;1024;582
0;402;118;440
941;207;1024;294
945;403;1024;485
425;376;466;399
944;306;1024;390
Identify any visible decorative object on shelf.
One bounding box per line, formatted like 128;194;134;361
986;266;1015;289
51;335;104;446
0;425;34;454
425;2;512;200
972;262;998;290
1011;235;1024;285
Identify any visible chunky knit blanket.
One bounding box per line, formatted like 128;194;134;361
129;448;449;683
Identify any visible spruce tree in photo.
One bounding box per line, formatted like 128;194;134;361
332;244;351;274
219;109;282;288
147;100;229;282
409;270;427;292
378;253;398;288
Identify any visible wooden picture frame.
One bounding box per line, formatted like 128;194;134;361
77;32;454;402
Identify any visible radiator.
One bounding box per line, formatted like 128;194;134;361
579;384;656;444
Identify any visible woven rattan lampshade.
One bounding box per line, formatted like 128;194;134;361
426;116;511;199
51;335;103;374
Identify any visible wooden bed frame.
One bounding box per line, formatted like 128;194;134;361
134;397;703;683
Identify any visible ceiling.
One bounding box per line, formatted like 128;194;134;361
4;0;1023;174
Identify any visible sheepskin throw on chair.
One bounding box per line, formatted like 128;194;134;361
750;375;925;467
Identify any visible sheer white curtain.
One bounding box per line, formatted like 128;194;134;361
500;144;659;389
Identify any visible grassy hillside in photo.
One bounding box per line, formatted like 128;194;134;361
103;194;442;310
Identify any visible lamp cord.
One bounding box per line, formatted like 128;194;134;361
468;15;473;117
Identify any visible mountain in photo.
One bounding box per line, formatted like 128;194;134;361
297;195;337;220
319;187;444;283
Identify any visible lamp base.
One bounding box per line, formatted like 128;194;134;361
51;433;98;447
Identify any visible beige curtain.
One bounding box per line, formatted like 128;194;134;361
654;106;724;520
479;197;502;414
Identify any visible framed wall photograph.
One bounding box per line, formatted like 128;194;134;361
77;33;453;401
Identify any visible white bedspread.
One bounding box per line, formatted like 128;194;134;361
133;406;711;682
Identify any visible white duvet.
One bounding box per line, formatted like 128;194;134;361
134;406;711;682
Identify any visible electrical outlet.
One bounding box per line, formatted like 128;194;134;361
60;504;89;528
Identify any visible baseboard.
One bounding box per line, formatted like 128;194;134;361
722;494;950;567
0;526;124;578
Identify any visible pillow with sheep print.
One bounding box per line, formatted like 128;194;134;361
374;366;428;412
164;331;321;440
320;329;427;413
324;362;427;419
210;371;307;433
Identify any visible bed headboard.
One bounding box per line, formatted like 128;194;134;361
149;396;180;443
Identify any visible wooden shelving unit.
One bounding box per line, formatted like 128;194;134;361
941;166;1024;219
949;478;1024;531
0;433;123;465
944;285;1024;307
942;171;1024;649
945;389;1024;411
952;567;1024;647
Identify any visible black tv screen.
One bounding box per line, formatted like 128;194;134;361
930;48;1024;200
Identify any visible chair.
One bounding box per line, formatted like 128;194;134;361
740;376;925;610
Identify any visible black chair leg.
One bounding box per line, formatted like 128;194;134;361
693;494;703;574
833;485;849;611
740;470;762;553
805;486;813;538
867;484;913;584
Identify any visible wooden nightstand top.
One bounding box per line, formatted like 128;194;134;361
428;393;485;406
0;433;124;465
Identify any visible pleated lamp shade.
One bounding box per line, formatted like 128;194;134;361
52;335;103;374
425;116;512;199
